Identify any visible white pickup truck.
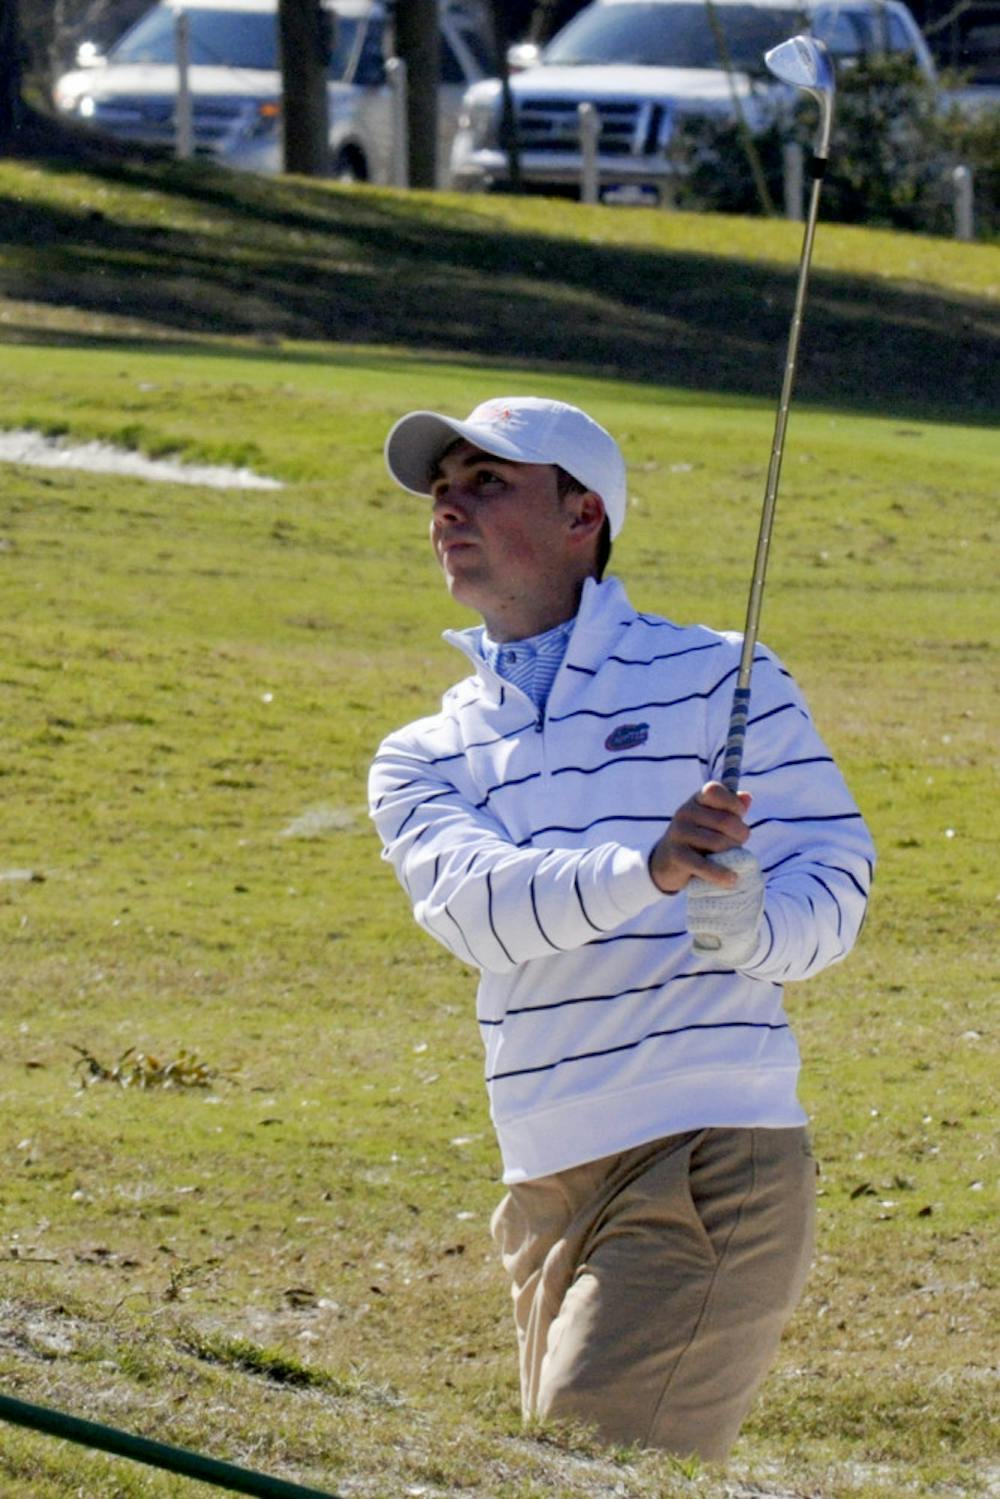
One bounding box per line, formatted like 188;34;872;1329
450;0;938;205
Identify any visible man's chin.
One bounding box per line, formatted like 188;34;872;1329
444;568;488;612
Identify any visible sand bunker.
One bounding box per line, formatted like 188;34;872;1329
0;429;283;489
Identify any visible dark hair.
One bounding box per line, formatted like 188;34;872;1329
556;467;613;581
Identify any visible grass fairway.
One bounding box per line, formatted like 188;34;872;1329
0;159;997;1497
0;153;997;424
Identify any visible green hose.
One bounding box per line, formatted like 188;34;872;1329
0;1391;340;1497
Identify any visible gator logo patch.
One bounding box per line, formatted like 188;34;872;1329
605;722;649;752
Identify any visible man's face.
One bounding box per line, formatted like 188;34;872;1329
428;440;588;640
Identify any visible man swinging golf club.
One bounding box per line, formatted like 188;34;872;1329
369;39;872;1460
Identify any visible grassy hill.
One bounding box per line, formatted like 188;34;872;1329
0;158;996;1498
0;153;997;423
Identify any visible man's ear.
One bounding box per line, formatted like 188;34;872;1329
569;490;606;539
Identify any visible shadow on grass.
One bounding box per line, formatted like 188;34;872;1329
1;151;996;424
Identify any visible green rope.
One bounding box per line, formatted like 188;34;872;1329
0;1392;340;1497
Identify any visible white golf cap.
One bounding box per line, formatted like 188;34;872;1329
384;396;628;538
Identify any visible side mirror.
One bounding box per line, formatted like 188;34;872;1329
507;41;540;72
75;41;106;68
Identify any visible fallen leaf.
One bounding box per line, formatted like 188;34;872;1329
284;1286;316;1308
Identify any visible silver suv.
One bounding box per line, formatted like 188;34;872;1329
450;0;937;204
53;0;497;184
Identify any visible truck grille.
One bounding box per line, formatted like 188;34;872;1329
90;95;249;152
516;98;667;156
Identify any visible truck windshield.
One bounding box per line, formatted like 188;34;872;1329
542;2;806;72
110;8;280;68
109;6;374;81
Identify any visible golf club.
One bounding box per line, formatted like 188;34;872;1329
719;34;836;794
691;35;835;952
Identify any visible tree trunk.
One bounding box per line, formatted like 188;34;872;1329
489;0;521;192
0;0;23;148
527;0;563;43
394;0;438;189
278;0;330;175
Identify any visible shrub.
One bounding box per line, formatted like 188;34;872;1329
671;56;999;239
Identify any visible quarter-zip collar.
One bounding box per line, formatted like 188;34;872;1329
443;574;637;707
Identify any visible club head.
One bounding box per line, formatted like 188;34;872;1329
765;34;835;158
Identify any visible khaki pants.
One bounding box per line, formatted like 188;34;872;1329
490;1127;816;1461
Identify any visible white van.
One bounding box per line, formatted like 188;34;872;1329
53;0;497;184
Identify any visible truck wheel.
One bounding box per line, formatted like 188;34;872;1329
332;148;367;182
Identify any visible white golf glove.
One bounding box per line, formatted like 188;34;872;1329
687;847;765;967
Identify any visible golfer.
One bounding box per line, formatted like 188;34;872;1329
369;396;875;1460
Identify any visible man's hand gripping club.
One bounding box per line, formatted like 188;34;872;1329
648;781;765;967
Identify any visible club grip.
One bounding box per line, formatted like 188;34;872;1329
720;686;752;793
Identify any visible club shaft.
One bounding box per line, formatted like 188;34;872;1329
720;167;825;793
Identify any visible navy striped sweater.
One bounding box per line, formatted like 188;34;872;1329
369;576;875;1183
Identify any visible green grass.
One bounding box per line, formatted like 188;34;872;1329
0;158;997;1497
0;154;997;425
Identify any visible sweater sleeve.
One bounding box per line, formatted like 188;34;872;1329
369;731;664;975
705;645;876;983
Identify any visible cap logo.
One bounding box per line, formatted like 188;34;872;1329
481;404;513;423
605;722;649;752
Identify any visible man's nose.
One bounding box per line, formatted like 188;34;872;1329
432;483;470;521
